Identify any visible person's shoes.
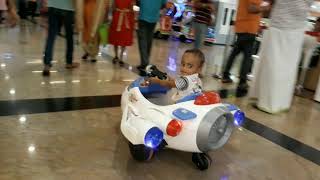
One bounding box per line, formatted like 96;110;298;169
137;65;147;71
42;65;51;76
112;57;119;64
65;62;80;69
119;60;124;66
137;65;147;76
82;53;89;61
236;83;249;97
221;76;233;83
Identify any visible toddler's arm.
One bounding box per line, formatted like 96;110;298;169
148;77;176;89
148;76;189;91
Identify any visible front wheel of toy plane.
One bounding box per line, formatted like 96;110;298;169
128;142;154;162
179;34;187;42
192;153;211;171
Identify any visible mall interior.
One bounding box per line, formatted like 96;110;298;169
0;0;320;179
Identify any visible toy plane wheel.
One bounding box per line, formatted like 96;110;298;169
129;142;154;162
192;153;211;171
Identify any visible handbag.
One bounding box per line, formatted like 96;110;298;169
98;23;109;46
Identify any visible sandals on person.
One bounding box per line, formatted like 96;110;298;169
65;62;80;69
82;53;89;61
112;57;119;64
119;60;124;66
42;65;51;76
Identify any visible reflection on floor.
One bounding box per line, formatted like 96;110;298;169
0;20;319;180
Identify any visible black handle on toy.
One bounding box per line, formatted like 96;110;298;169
145;65;168;80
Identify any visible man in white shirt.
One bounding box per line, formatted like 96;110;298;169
250;0;314;113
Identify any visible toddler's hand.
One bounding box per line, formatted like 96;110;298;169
140;80;150;87
149;77;162;84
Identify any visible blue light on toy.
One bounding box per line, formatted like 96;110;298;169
224;103;239;111
234;110;245;126
144;127;164;149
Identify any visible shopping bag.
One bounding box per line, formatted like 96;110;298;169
99;23;109;46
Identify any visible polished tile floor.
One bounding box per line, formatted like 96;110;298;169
0;20;319;180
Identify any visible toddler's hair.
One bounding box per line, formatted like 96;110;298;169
184;49;205;67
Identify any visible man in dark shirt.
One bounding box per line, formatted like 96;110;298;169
193;0;214;49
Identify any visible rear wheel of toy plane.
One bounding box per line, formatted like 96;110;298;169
192;153;212;171
128;142;154;162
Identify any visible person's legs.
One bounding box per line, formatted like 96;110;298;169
239;33;256;85
137;20;155;68
89;35;100;63
119;46;126;66
29;1;37;20
0;10;3;23
236;33;256;97
113;45;119;63
43;7;59;75
62;9;76;66
137;20;148;68
114;45;119;58
194;22;201;49
120;46;126;59
19;0;27;19
146;22;156;62
222;33;243;82
194;22;207;49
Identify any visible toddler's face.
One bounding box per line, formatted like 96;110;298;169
180;53;202;76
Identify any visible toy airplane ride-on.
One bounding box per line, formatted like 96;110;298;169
120;65;245;170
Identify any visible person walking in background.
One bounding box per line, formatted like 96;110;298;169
0;0;7;24
42;0;80;76
77;0;109;63
0;0;19;26
221;0;270;97
136;0;167;73
18;0;27;19
27;0;37;21
109;0;135;66
193;0;214;49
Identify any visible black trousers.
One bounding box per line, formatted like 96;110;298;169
18;0;27;19
223;33;256;84
27;1;37;19
137;20;156;66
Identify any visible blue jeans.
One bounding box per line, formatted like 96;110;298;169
43;7;74;66
193;22;208;49
137;20;156;66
